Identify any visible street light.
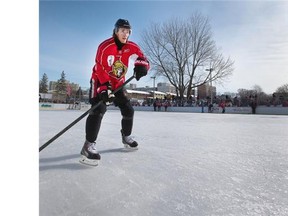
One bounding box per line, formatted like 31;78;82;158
205;68;213;104
151;76;156;100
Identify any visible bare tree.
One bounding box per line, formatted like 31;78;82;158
141;13;234;99
252;84;263;94
276;83;288;94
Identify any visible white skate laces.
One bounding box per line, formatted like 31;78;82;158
87;141;98;154
122;134;138;149
123;135;135;144
80;141;100;166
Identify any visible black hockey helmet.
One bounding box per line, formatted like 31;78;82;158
114;19;131;29
113;19;132;35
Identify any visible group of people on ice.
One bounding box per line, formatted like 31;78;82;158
153;98;171;112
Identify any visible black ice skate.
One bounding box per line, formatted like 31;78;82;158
121;129;138;150
79;140;101;166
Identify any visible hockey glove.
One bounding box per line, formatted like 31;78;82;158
97;82;109;102
134;57;149;81
97;82;115;104
99;90;109;103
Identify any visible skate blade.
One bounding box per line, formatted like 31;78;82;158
79;156;99;166
123;144;138;151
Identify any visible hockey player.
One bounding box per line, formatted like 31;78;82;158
80;19;150;166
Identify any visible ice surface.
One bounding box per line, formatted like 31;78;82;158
39;110;288;216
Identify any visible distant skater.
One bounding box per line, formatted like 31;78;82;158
220;101;225;113
250;98;257;114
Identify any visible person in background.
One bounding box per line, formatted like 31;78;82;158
250;96;257;114
220;100;226;113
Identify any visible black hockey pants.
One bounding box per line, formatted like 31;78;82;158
85;90;134;142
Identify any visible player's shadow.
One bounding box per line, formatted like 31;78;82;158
98;147;135;154
39;153;79;163
39;148;136;171
39;154;91;171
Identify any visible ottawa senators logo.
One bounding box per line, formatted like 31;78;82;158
110;60;127;79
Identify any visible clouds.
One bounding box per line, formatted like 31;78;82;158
209;1;288;93
246;5;288;62
246;4;288;92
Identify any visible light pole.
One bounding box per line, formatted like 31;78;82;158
151;76;156;100
205;68;213;104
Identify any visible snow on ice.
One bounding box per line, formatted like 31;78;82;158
39;109;288;216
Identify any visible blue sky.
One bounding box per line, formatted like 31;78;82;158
39;0;288;94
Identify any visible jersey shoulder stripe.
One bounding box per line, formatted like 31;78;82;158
98;37;114;50
126;40;141;50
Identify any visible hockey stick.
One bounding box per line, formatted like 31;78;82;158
39;75;135;152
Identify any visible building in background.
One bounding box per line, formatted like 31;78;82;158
157;82;176;94
197;83;216;100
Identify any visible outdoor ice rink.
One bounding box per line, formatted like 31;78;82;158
39;109;288;216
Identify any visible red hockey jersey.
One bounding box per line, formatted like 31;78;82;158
90;37;149;98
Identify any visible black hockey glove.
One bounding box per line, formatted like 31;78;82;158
99;89;109;103
97;82;114;104
97;82;109;102
133;57;149;81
